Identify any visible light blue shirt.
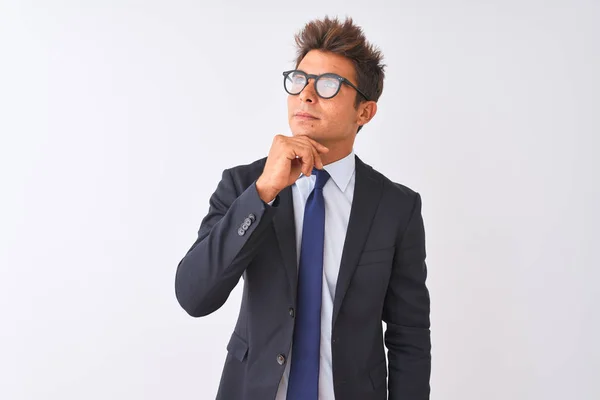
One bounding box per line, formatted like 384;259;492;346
275;150;356;400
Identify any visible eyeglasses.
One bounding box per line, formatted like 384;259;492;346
283;70;370;101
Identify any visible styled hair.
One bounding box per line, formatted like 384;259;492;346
294;16;386;109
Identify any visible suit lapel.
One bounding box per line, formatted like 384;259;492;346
272;186;298;301
332;155;383;327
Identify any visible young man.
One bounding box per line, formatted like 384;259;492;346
175;16;431;400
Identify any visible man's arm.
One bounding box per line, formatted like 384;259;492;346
383;192;431;399
174;168;278;317
175;135;329;318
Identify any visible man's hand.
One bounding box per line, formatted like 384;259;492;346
256;135;329;203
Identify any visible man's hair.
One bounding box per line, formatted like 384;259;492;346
294;16;386;110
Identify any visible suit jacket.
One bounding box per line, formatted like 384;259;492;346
175;154;431;400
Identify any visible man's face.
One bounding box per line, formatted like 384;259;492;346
287;50;364;145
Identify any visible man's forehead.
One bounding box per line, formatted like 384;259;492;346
297;50;355;77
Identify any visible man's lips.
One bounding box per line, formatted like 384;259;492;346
294;111;319;120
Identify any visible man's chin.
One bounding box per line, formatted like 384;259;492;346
290;127;323;140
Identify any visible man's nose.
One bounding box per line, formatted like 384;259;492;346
299;79;318;103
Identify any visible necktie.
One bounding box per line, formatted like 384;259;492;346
287;168;330;400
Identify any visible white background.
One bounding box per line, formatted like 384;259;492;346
1;1;599;399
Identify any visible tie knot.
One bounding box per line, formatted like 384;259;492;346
312;168;330;190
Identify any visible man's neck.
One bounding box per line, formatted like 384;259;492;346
319;141;354;166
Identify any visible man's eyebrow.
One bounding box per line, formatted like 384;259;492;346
301;71;343;76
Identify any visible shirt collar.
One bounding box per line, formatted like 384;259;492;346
299;149;355;192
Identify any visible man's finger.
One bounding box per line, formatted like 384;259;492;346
299;145;315;176
311;145;323;169
304;137;329;153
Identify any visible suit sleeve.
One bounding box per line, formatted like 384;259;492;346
383;192;431;399
175;168;279;317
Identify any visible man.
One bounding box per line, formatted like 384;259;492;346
175;16;431;400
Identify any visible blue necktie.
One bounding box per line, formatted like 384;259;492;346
287;168;330;400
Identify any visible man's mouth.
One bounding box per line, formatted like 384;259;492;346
294;111;319;120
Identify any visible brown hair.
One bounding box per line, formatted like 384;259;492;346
294;16;386;110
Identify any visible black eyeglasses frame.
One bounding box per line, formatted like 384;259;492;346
282;70;370;101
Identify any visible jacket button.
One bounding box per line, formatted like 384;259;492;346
244;217;252;226
248;213;256;222
237;227;245;236
277;354;286;365
288;307;295;318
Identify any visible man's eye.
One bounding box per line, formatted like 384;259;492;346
321;79;337;88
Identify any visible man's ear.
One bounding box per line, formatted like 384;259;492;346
357;101;378;127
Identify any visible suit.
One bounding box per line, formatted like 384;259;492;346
175;154;431;399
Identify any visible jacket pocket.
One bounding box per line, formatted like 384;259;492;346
358;246;395;266
226;331;249;362
369;359;388;389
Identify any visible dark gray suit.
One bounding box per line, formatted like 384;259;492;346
175;155;431;399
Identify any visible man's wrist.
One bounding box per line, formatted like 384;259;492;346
256;178;279;204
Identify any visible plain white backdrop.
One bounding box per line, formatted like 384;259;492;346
1;1;599;399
